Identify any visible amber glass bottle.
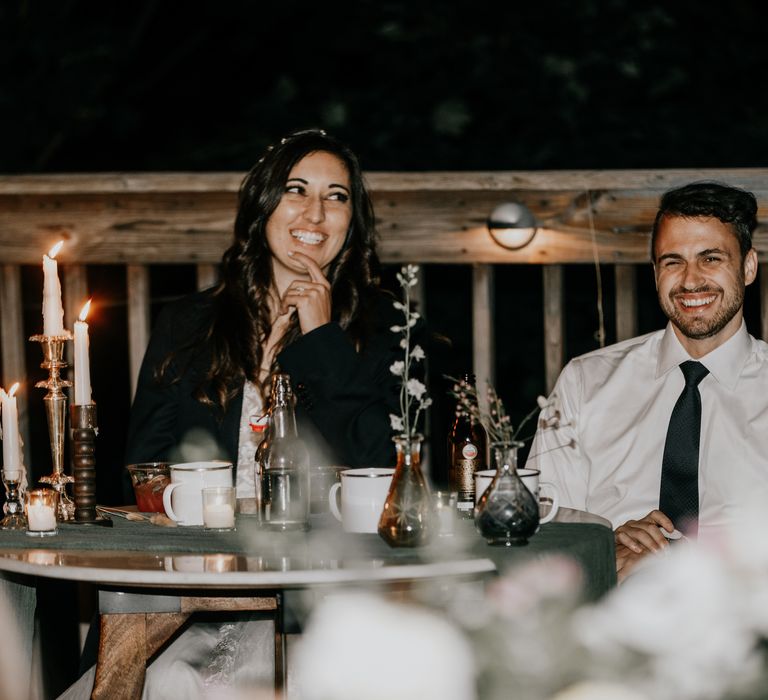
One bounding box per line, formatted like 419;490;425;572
448;373;488;517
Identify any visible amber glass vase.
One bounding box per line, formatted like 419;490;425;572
378;434;432;547
474;440;539;546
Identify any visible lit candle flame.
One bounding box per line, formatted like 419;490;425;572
48;241;64;259
8;383;19;399
78;299;92;322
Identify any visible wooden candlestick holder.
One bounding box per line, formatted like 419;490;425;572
70;403;111;527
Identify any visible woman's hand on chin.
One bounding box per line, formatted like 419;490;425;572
280;252;332;334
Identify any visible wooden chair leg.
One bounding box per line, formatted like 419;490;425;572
274;593;286;695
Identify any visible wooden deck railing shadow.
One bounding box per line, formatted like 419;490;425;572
2;169;768;466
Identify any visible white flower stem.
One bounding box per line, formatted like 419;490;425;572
402;275;412;438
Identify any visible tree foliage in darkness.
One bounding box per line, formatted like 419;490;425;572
2;0;768;173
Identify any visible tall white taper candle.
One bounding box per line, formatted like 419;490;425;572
74;300;92;405
1;384;22;480
42;241;65;336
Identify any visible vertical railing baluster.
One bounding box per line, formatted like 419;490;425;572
543;265;564;394
127;265;150;401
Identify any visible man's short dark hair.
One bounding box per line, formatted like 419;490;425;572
651;181;758;261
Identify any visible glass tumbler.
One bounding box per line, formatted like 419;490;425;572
434;490;458;537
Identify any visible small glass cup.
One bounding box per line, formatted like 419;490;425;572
25;489;59;537
434;490;458;537
126;462;171;513
202;486;236;531
310;465;344;515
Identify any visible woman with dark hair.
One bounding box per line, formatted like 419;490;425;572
126;128;408;504
91;130;423;697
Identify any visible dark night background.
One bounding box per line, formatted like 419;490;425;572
3;0;768;501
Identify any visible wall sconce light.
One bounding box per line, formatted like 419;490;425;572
486;202;538;250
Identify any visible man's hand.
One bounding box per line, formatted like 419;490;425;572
615;543;651;583
614;509;675;554
280;252;332;335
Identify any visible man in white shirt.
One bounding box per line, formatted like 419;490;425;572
527;181;768;580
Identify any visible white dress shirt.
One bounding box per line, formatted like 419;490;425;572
527;321;768;538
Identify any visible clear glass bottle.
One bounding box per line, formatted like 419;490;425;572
448;373;487;518
257;373;310;531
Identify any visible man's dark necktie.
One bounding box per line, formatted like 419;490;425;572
659;361;709;536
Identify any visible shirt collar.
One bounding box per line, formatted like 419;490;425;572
656;320;751;389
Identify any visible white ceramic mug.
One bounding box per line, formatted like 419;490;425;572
474;468;560;524
162;460;233;526
328;468;395;533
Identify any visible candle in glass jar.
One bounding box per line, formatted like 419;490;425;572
26;503;57;532
42;241;65;336
25;489;58;535
74;300;92;405
203;503;235;529
1;383;22;481
202;486;236;530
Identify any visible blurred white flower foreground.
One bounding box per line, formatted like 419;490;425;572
289;511;768;700
293;592;475;700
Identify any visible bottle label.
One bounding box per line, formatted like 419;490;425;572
462;443;478;460
455;458;477;503
249;414;269;433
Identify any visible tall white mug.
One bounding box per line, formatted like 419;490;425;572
163;461;233;526
475;468;560;524
328;468;395;533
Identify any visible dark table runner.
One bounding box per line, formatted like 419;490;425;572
0;514;616;600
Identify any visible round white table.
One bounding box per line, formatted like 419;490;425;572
0;508;614;698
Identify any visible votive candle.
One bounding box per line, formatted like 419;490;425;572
25;489;58;536
26;503;57;532
202;486;236;530
203;502;235;529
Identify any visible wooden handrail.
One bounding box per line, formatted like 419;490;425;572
2;169;768;265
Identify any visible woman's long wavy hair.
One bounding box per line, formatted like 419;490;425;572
167;129;381;412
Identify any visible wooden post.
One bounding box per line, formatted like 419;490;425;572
196;264;219;291
127;265;150;400
543;265;564;394
0;265;30;469
63;264;88;372
614;264;638;342
472;264;495;413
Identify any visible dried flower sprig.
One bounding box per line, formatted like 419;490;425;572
389;265;432;439
447;376;568;446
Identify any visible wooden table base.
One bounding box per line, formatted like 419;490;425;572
91;594;284;700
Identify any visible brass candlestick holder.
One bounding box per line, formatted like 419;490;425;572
70;403;111;526
30;332;75;521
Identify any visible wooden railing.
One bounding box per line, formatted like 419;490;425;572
2;169;768;466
